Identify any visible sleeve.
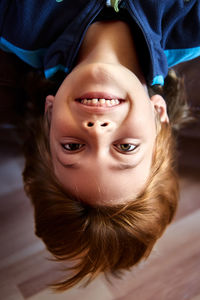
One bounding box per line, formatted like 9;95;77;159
163;0;200;67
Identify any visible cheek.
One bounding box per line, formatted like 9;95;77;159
51;108;76;136
122;118;156;139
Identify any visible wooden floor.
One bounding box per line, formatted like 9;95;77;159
0;127;200;300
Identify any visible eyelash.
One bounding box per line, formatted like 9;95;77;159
114;144;138;152
61;143;85;152
61;143;138;153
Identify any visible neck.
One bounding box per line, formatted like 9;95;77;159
76;21;144;82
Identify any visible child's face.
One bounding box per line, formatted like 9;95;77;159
47;62;168;205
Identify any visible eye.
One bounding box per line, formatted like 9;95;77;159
115;143;137;152
61;143;84;151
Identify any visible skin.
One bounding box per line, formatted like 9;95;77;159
45;21;168;205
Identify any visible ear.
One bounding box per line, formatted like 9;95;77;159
150;94;169;123
45;95;55;114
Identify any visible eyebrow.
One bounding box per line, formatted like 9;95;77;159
110;163;137;170
59;162;80;169
57;158;137;170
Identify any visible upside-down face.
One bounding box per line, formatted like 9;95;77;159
46;61;168;205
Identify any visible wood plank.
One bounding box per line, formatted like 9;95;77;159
27;275;113;300
190;294;200;300
0;281;24;300
109;210;200;300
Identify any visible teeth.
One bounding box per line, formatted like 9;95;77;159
99;98;106;104
111;100;115;105
107;100;111;106
80;98;120;107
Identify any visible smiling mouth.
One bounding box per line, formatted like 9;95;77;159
76;98;122;107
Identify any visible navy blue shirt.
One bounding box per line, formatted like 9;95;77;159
0;0;199;85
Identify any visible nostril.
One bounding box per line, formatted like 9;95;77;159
86;121;109;127
87;122;94;127
101;122;109;127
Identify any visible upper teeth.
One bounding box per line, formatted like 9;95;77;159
80;98;120;106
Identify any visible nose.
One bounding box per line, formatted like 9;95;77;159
82;120;115;134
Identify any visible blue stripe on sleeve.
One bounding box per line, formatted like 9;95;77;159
0;37;46;68
165;47;200;67
152;75;164;86
44;65;69;78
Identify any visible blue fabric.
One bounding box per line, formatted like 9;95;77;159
0;0;199;85
165;47;200;67
44;65;69;78
0;37;46;68
152;75;164;86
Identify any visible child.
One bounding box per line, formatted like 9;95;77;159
1;0;199;290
